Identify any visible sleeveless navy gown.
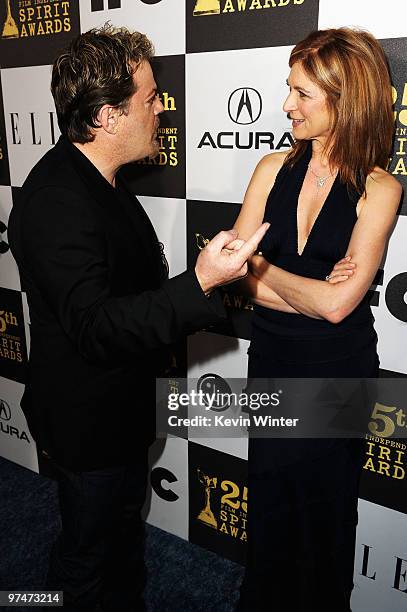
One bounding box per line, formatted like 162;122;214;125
238;144;378;612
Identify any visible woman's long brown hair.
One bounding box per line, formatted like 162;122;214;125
284;28;394;195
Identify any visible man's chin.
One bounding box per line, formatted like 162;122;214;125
147;142;160;160
130;141;159;163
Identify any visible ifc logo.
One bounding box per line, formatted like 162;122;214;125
91;0;162;9
228;88;262;125
151;466;179;502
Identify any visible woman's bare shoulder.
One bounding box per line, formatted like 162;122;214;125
367;167;402;198
250;149;291;188
258;149;291;172
357;167;402;220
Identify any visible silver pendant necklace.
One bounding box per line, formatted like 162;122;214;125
308;162;334;188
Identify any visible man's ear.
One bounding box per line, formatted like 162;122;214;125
95;105;120;135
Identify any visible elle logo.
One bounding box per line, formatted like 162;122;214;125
360;544;407;594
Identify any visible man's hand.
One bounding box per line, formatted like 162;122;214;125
195;223;270;294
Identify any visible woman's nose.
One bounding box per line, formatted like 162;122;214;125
283;91;296;113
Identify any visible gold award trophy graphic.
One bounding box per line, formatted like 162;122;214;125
197;469;218;529
193;0;220;17
2;0;19;38
195;233;209;250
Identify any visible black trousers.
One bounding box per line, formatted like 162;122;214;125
45;450;149;612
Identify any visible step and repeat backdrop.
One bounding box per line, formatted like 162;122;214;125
0;0;407;610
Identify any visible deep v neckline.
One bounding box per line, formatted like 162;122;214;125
295;152;339;257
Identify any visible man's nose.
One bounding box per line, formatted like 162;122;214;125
155;97;165;115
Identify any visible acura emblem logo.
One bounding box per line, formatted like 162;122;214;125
228;88;262;125
0;399;11;421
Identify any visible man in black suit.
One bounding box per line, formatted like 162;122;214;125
8;25;267;612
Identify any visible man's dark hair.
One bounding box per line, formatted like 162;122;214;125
51;24;154;143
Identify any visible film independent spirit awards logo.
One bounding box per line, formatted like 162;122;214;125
196;467;248;541
1;0;72;39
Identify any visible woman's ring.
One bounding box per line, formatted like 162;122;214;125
325;274;331;281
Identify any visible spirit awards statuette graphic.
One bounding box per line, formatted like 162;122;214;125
197;470;218;529
2;0;19;38
195;233;209;250
193;0;220;16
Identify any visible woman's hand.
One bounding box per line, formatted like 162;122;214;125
249;254;268;278
326;255;356;284
250;253;357;286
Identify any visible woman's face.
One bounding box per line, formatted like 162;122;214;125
283;62;332;144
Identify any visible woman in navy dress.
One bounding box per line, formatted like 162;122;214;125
234;28;401;612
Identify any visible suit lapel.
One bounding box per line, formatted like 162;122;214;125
60;137;166;286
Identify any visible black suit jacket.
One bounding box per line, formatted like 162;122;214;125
8;137;225;470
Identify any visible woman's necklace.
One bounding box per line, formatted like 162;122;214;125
308;162;335;189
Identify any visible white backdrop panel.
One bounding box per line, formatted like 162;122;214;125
373;215;407;374
353;499;407;612
139;196;186;278
318;0;407;39
2;65;58;188
0;376;38;472
188;331;249;459
79;0;185;56
0;186;20;291
145;435;189;540
186;45;293;203
188;331;249;379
